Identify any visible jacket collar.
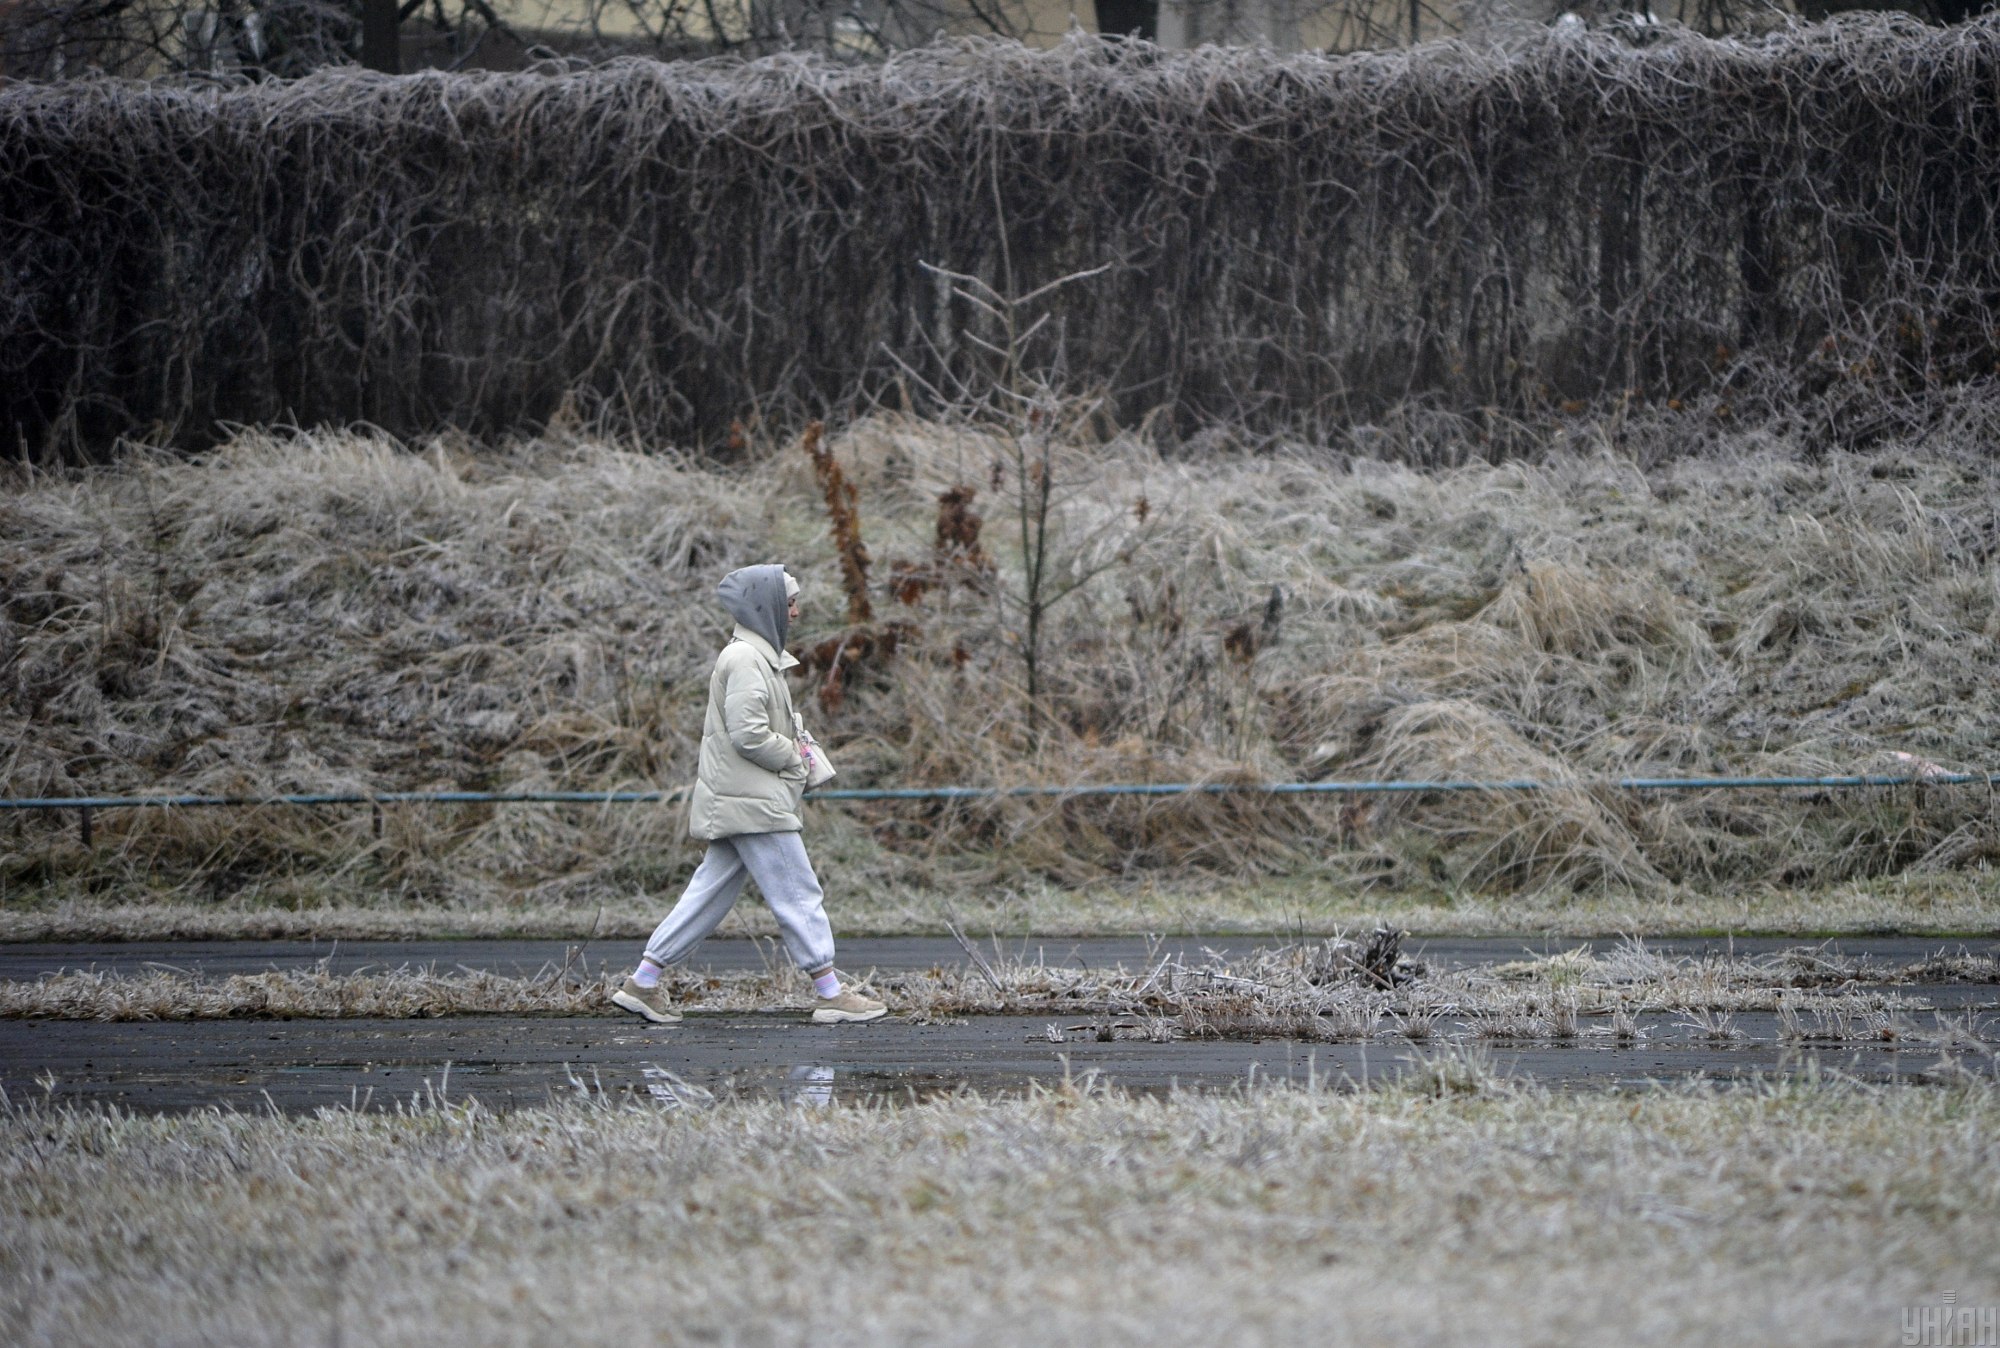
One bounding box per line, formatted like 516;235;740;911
731;624;800;671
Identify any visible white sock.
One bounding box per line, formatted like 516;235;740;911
813;970;841;999
633;960;662;989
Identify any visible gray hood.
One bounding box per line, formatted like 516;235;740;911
717;564;790;652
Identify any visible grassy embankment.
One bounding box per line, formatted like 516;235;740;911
2;1072;1996;1345
5;402;2000;941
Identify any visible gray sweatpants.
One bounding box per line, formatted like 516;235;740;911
642;831;836;974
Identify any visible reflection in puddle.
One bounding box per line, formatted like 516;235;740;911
16;1006;1991;1117
786;1065;836;1107
640;1065;715;1109
639;1063;838;1108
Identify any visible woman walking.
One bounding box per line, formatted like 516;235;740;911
613;563;887;1025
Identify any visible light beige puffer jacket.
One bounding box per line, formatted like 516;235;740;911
687;625;809;840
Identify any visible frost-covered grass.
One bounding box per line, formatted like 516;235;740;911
4;941;1993;1059
2;1073;1996;1346
7;401;2000;933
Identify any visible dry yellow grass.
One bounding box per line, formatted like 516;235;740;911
7;402;2000;934
2;1075;1996;1346
5;869;2000;943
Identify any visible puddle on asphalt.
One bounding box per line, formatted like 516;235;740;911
2;1009;1993;1114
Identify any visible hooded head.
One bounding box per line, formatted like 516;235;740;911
716;564;797;652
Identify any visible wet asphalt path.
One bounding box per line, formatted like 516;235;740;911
2;1010;1990;1115
2;937;1994;1112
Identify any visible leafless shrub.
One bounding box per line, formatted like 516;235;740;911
0;0;368;81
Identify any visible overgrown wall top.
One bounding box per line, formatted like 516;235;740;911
4;18;1999;458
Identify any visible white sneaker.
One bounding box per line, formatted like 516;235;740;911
611;976;682;1025
811;988;887;1024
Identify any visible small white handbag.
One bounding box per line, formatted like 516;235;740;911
795;715;837;788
